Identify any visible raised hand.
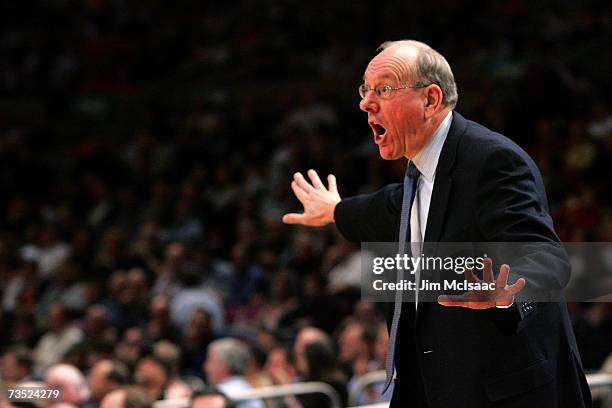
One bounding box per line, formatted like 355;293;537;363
437;258;526;309
282;169;341;227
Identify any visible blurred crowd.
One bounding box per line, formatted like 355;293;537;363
1;0;611;407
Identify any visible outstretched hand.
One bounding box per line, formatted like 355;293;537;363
282;169;341;227
437;258;526;309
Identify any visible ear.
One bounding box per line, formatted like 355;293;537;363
423;84;443;118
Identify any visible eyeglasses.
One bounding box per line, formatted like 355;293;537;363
358;83;428;100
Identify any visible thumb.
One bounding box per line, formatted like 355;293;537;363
282;213;305;225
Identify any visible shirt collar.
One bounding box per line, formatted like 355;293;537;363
411;110;453;182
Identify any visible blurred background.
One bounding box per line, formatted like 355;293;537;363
0;1;611;407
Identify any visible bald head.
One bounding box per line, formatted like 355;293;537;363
364;44;420;89
373;40;458;107
45;364;89;404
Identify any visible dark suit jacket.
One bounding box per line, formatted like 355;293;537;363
334;112;592;407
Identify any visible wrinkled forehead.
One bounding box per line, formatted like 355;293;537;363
363;46;418;84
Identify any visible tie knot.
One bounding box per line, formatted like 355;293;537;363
406;161;420;180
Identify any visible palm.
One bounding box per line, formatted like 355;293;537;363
282;170;341;227
437;258;526;309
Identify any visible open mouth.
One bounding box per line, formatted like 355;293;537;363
371;122;387;143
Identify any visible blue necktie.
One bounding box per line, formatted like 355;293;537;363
383;161;420;392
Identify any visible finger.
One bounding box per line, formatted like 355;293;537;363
327;174;337;193
307;169;326;190
438;295;484;308
496;264;510;287
294;172;315;193
506;277;526;296
282;213;306;225
483;257;494;282
437;294;463;306
291;181;310;202
464;267;480;284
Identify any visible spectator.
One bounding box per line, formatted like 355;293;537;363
20;224;70;280
292;327;348;408
337;319;378;402
85;359;129;407
169;270;224;334
82;304;117;344
191;387;236;408
152;340;192;399
0;346;33;386
143;295;178;343
115;327;146;369
44;364;90;406
9;311;39;348
33;303;84;374
152;242;187;298
203;338;263;408
180;309;216;377
133;354;170;402
264;347;298;386
99;386;151;408
226;243;265;307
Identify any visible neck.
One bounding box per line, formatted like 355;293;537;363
405;107;451;159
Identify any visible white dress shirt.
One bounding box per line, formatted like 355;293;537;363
410;111;453;244
409;111;453;307
217;376;264;408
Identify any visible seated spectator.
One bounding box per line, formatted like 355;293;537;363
264;347;298;386
337;318;383;404
99;385;151;408
0;346;33;386
20;223;70;281
9;311;39;349
119;268;151;330
84;359;129;407
278;274;338;333
226;243;265;307
244;344;273;390
133;354;170;402
35;258;90;315
249;271;298;332
180;308;215;377
292;327;348;408
372;322;393;402
337;319;377;378
152;242;187;298
82;304;117;344
572;303;612;369
33;303;84;375
203;338;263;408
115;326;146;369
143;295;178;343
44;363;90;406
169;270;224;334
153;340;192;399
191;387;236;408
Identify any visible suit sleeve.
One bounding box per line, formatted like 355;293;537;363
334;183;403;243
475;146;570;332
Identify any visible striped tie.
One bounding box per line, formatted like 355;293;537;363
383;161;420;392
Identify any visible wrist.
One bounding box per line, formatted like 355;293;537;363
495;297;515;309
328;200;340;224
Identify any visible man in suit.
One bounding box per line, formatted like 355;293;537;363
282;40;592;407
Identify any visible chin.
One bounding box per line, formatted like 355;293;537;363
378;146;399;161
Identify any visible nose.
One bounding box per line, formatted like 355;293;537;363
359;91;379;113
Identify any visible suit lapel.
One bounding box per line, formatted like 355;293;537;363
423;111;466;243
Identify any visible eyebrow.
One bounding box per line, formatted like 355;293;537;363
362;73;396;83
